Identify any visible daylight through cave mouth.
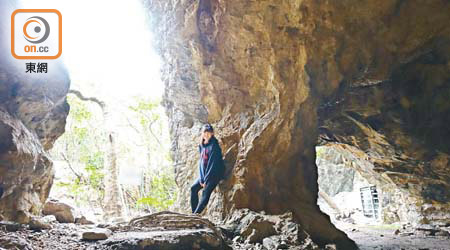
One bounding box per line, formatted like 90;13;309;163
18;0;175;223
316;145;383;226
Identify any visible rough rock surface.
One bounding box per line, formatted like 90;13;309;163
0;221;97;250
29;217;53;231
2;213;449;250
82;228;112;241
0;234;33;250
316;146;359;197
0;3;70;223
317;36;450;226
147;0;449;248
224;208;322;249
76;216;95;225
0;0;449;249
0;221;23;233
42;200;76;223
100;211;231;250
316;146;371;222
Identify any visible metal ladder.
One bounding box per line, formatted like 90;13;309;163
360;185;379;219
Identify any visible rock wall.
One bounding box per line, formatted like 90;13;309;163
315;0;450;224
147;0;449;248
147;0;450;247
0;2;70;223
311;0;450;229
317;65;450;226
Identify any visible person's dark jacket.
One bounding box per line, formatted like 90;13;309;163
198;136;225;184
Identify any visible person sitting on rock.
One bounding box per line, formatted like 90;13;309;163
191;123;225;215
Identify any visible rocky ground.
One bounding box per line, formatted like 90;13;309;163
1;200;449;250
336;222;450;250
0;208;331;250
0;222;95;250
2;209;449;250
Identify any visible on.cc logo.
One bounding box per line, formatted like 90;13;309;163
11;9;62;60
23;16;50;44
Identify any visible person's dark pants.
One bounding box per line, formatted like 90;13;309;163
190;177;219;214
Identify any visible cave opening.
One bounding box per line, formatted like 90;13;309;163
16;0;176;223
316;145;384;227
315;36;450;248
1;0;449;249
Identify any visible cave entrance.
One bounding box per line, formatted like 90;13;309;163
316;145;383;226
19;0;176;223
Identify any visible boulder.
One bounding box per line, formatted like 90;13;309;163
82;228;112;241
226;209;319;249
0;1;70;223
101;211;231;249
42;200;75;223
41;215;57;224
239;214;276;243
75;216;94;225
29;217;52;231
0;221;23;232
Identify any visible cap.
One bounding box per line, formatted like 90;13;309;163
202;123;214;132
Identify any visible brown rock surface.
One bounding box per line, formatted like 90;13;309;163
225;208;322;249
82;228;112;241
29;217;53;231
102;211;231;249
0;0;448;249
146;0;450;248
316;15;450;225
0;3;70;223
42;200;76;223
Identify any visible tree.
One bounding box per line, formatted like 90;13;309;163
67;89;123;219
50;94;106;210
128;97;176;212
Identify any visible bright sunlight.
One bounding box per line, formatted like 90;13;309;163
19;0;176;223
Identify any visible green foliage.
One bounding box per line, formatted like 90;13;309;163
68;95;93;122
129;98;161;129
136;170;176;210
51;94;176;214
84;151;105;191
316;146;325;158
129;97;177;212
50;95;106;207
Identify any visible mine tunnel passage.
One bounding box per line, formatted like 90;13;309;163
315;37;450;249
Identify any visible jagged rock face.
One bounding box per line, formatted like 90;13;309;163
103;211;231;249
147;0;352;247
316;1;450;225
147;0;449;248
318;56;450;226
0;3;70;223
